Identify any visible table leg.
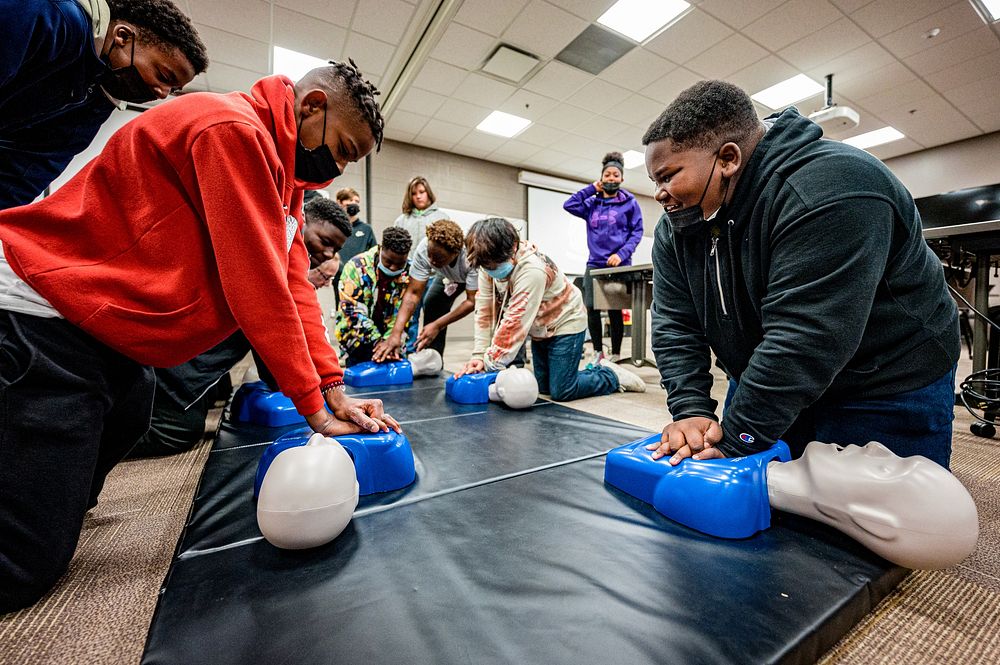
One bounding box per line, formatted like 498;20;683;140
974;251;990;372
630;281;654;368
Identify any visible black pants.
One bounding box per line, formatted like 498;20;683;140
0;312;154;614
421;277;463;356
582;266;624;355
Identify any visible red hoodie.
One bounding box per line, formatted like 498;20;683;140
0;76;341;416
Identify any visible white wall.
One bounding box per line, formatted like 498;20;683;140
884;131;1000;199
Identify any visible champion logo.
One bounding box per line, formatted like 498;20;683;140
740;433;755;444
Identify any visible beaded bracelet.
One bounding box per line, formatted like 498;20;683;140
320;381;345;397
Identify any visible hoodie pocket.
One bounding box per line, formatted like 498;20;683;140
78;298;206;364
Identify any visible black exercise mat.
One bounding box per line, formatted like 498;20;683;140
176;388;652;556
142;457;904;665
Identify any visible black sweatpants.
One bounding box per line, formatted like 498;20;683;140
0;312;154;614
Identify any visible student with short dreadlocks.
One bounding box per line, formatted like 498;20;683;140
0;61;398;613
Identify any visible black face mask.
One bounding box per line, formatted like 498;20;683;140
601;181;621;194
666;153;725;236
100;35;156;103
345;203;361;217
295;106;342;184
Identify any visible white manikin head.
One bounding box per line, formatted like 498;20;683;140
488;367;539;409
767;441;979;569
242;363;260;384
257;433;359;549
409;349;443;376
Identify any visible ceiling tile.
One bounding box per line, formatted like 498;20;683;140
729;56;804;107
194;24;269;73
490;139;543;161
456;131;508;153
698;0;787;29
643;9;733;64
578;114;631;139
685;33;768;79
432;99;492;127
921;47;1000;93
857;78;937;114
451;73;517;107
830;61;915;102
417;118;467;145
523;60;594;101
517;123;567;147
454;0;528;36
343;32;395;78
877;1;984;60
606;94;664;127
598;47;675;92
545;0;614;22
205;62;262;93
430;22;496;70
272;0;357;27
803;41;896;96
350;0;415;43
272;7;347;62
387;110;431;135
963;102;1000;134
904;27;1000;80
875;97;981;148
645;67;702;105
412;59;469;96
384;127;417;143
189;0;271;42
941;72;1000;108
539;103;595;132
412;136;459;152
743;0;842;52
867;136;925;160
566;79;617;110
502;0;589;59
397;87;447;116
613;124;648;150
849;0;955;38
778;17;872;72
451;143;494;160
529;148;578;171
498;89;560;121
830;0;871;12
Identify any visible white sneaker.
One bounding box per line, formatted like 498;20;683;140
608;353;621;363
599;358;646;393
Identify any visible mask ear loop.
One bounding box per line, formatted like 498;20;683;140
695;153;720;209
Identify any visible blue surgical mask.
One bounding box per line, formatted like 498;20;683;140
378;261;405;277
484;261;514;280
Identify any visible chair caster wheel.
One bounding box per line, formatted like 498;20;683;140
970;422;996;438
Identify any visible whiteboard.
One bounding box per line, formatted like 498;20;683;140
526;186;652;275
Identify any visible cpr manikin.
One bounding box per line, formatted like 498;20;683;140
767;441;978;570
408;348;443;376
256;433;359;549
605;438;978;569
488;367;539;409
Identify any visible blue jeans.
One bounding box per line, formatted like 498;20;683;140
404;278;433;354
531;331;618;401
724;366;956;468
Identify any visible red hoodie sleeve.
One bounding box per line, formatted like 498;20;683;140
189;121;331;415
286;189;343;386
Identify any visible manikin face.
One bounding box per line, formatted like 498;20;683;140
781;441;979;569
426;240;459;270
379;247;409;273
644;139;737;219
103;23;197;99
411;184;431;211
302;216;348;268
297;90;377;176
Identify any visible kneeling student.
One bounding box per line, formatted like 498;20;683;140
455;217;645;401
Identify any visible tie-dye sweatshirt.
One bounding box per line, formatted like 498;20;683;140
473;242;587;370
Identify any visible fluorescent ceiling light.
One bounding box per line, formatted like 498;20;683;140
272;46;328;81
970;0;1000;22
751;74;824;109
842;127;905;150
476;111;531;138
597;0;691;43
622;150;645;170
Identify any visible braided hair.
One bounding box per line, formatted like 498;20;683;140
106;0;208;74
313;59;385;153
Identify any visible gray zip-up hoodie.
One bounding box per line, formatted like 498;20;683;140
650;108;959;457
